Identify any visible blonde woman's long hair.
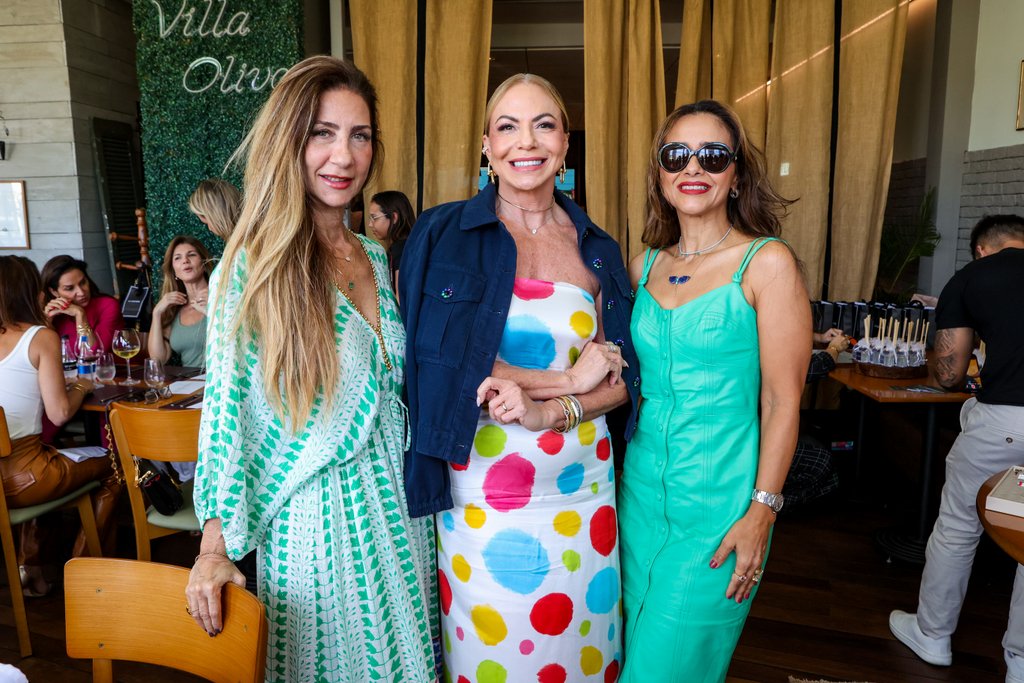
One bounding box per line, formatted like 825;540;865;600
188;178;241;240
219;55;382;430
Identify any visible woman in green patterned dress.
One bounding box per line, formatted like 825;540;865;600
184;56;437;682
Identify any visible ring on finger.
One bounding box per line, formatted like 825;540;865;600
185;603;192;616
606;341;620;352
733;573;747;582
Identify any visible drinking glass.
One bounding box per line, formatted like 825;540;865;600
112;329;141;386
95;353;117;384
144;358;169;398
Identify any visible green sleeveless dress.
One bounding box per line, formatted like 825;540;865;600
619;238;776;682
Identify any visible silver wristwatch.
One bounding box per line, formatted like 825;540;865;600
751;489;784;513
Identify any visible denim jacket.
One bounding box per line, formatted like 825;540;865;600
399;183;640;517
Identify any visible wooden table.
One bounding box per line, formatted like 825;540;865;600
829;361;972;563
978;470;1024;565
81;366;203;413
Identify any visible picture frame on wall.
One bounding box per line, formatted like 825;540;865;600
0;180;29;249
1018;60;1024;131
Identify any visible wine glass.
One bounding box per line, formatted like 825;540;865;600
95;352;116;384
144;358;169;398
112;329;141;386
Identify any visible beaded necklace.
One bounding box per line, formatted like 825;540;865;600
333;238;393;371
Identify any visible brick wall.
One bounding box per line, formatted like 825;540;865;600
958;142;1024;268
884;157;928;229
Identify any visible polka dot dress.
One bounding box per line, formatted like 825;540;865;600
438;278;622;683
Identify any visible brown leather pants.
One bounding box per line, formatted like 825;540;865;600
1;435;122;564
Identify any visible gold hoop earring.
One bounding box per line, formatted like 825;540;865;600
558;162;567;184
487;163;496;184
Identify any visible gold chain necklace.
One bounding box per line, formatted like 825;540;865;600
333;239;393;371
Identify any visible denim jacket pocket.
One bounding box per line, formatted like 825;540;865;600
415;266;487;368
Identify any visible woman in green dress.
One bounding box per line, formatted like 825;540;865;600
148;235;213;369
619;100;811;682
184;56;437;682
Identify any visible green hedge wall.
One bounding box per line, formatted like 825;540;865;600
133;0;303;276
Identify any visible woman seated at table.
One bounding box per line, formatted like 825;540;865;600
148;236;213;368
189;178;242;242
0;256;122;596
41;255;124;353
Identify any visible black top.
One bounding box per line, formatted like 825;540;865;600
805;350;836;384
387;238;406;287
935;247;1024;405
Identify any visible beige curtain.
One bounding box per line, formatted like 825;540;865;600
765;0;835;297
422;0;493;209
584;0;665;258
674;0;712;107
710;0;772;150
625;0;667;258
583;0;627;246
829;0;908;300
349;0;418;208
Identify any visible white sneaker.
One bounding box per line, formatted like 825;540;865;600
889;610;952;666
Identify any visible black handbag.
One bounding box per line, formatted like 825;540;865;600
134;459;184;516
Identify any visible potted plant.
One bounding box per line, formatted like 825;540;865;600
873;187;940;303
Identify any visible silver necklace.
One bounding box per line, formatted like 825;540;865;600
502;213;554;236
497;192;556;214
677;225;733;257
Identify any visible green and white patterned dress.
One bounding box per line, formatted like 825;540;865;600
195;236;438;682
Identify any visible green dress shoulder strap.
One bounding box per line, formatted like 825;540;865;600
732;237;782;283
638;247;658;286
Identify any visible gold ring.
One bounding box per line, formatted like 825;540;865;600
185;604;192;616
734;573;747;582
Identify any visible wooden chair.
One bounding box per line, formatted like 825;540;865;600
109;404;201;561
65;557;267;683
0;406;102;657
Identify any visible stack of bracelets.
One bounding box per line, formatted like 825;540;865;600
552;394;583;433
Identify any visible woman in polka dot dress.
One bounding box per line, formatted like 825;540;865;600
400;74;638;683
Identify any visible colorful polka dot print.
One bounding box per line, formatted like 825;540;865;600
439;278;622;682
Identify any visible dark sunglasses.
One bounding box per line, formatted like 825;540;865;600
658;142;738;174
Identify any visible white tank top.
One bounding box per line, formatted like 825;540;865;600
0;325;45;440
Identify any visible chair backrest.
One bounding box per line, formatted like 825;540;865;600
65;557;267;683
0;406;12;457
110;402;201;462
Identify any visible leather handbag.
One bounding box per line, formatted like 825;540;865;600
134;459;183;516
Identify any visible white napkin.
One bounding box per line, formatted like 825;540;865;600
58;446;108;463
168;380;205;395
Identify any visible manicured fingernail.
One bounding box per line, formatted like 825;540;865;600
709;560;718;569
476;396;482;407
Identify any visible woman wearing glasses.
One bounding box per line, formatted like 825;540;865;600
366;190;415;293
619;100;810;682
